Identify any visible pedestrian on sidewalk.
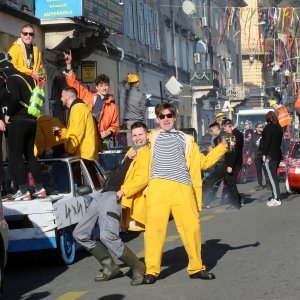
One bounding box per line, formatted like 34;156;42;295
223;119;244;209
259;111;283;207
73;122;150;286
247;122;270;190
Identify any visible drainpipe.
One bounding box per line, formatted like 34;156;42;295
116;47;124;122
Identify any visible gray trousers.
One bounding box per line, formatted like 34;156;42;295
73;191;124;258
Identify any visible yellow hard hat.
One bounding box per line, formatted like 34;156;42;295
269;99;277;107
128;74;139;83
215;112;226;119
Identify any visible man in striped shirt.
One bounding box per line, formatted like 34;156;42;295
143;102;228;284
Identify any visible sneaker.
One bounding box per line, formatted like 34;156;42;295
34;188;47;198
267;199;281;207
13;190;31;201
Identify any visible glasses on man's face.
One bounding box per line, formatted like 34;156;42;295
22;32;34;37
158;113;173;120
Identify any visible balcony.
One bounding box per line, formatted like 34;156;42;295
190;69;219;90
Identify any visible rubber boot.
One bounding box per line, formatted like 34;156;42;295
90;243;122;282
119;245;145;286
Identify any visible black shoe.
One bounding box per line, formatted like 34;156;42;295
190;270;215;280
143;274;157;284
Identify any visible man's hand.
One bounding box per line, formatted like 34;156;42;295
101;130;111;138
4;115;10;124
221;138;228;148
0;120;5;131
247;158;252;164
64;50;72;69
262;155;266;162
227;167;233;173
207;146;213;153
117;190;124;200
31;70;40;81
127;150;137;159
52;126;62;137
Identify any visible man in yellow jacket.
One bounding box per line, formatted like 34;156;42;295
8;24;42;78
53;87;98;161
73;122;150;286
118;102;228;284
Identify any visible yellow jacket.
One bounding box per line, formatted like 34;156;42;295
34;115;64;156
59;101;98;161
121;130;227;225
8;38;42;74
121;145;151;227
148;130;227;211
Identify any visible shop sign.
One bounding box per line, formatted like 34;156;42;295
35;0;124;33
81;61;97;83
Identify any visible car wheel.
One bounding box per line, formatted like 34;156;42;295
285;178;294;194
58;227;76;265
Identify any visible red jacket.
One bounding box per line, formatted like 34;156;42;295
65;71;119;133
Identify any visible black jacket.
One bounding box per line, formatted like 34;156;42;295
259;122;283;161
0;65;36;120
249;132;263;158
225;128;244;169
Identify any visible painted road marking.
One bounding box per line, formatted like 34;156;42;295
202;215;213;221
56;291;88;300
212;208;225;214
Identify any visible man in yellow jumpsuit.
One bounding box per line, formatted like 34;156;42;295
140;102;228;284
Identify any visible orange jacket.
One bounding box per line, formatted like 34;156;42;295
65;71;119;133
295;91;300;108
278;106;291;127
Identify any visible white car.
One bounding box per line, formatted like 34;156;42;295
0;195;9;298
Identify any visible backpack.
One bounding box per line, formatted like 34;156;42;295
11;74;45;118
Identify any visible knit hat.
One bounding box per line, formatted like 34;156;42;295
268;99;277;107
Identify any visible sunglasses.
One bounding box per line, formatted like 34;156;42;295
22;32;34;36
158;113;173;120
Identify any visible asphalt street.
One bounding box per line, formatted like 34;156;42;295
3;180;300;300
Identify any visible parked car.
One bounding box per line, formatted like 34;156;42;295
3;157;106;265
0;196;9;298
277;158;287;182
285;140;300;194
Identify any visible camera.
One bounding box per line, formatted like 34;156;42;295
53;129;60;136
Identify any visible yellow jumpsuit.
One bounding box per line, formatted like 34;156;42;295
145;130;227;277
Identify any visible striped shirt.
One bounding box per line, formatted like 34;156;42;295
151;131;192;186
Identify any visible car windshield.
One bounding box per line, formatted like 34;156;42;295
290;142;300;159
237;115;267;130
40;161;70;194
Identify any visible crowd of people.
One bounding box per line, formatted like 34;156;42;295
0;23;297;286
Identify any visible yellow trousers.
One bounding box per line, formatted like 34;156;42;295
145;179;206;276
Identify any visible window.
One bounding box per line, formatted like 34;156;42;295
40;161;70;194
144;4;150;45
83;160;104;190
180;115;184;128
166;29;173;65
154;11;160;50
70;160;89;191
137;1;145;43
125;1;135;39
